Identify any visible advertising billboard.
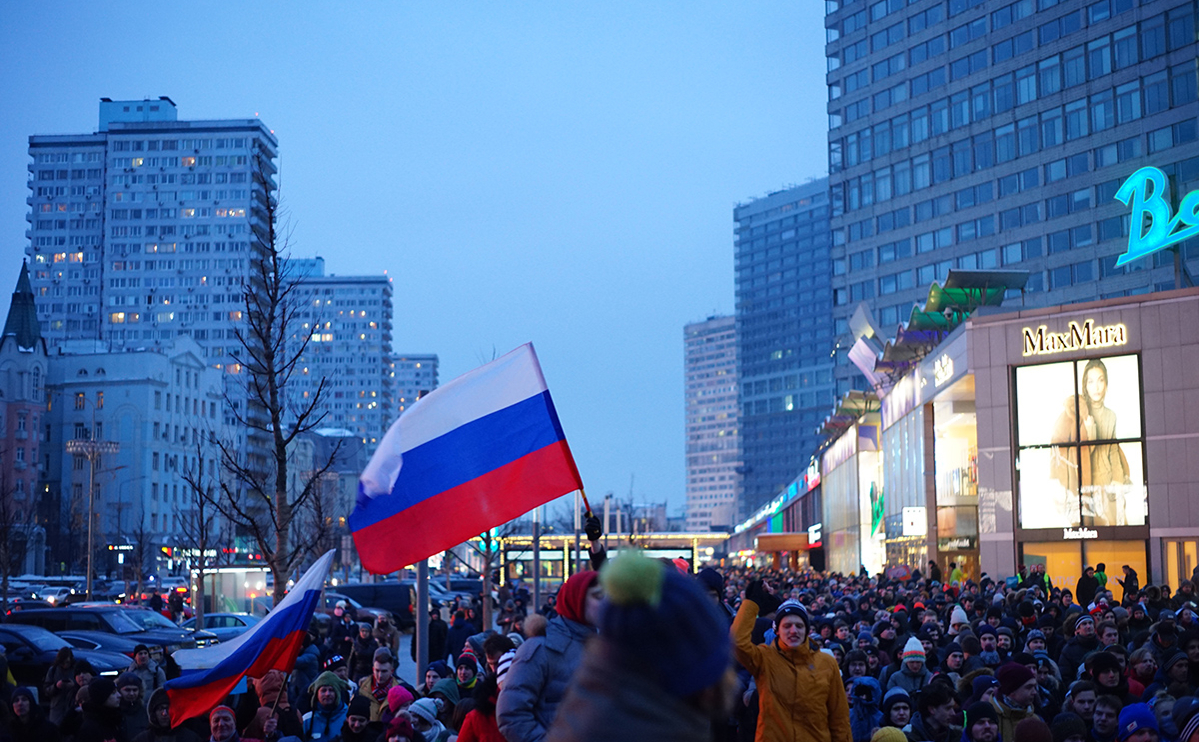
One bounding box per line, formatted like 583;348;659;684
1014;354;1146;529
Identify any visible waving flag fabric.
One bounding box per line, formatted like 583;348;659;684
165;550;333;725
350;343;583;574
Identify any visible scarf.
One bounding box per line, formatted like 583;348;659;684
370;679;389;706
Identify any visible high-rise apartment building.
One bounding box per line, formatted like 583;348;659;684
391;354;439;417
825;0;1199;392
25;97;277;369
291;263;394;452
734;180;836;520
684;315;740;531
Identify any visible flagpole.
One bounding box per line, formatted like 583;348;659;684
416;560;429;682
532;506;541;616
573;490;581;575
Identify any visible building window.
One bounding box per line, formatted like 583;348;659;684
74;392;85;410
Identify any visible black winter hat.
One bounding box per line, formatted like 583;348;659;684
1051;712;1088;742
347;694;372;719
965;701;999;730
87;677;116;706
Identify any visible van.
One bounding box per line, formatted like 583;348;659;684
334;582;417;629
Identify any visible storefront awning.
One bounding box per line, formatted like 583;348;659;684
819;390;879;436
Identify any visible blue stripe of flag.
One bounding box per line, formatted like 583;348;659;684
349;391;566;532
165;589;320;689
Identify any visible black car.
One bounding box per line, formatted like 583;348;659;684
59;630;166;663
6;607;218;656
0;624;128;687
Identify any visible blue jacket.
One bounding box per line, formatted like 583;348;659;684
496;616;594;742
302;701;347;742
849;677;883;742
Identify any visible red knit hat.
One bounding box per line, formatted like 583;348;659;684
556;570;599;624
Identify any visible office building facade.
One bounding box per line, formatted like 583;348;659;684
44;337;227;570
25;97;277;368
290;264;394;452
391;354;439;417
734;180;837;519
825;0;1199;392
684;315;741;531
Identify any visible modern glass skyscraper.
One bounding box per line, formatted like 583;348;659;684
734;180;836;520
684;315;740;531
825;0;1199;392
26;98;277;369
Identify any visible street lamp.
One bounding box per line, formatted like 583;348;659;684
66;437;120;600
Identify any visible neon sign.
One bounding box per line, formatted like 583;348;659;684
1022;319;1128;356
933;354;954;387
1115;166;1199;266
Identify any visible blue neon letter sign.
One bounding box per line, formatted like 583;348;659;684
1114;166;1199;266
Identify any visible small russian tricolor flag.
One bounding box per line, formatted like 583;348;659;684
350;343;583;574
165;550;333;725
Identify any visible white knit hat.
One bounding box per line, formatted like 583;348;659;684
901;636;925;663
950;605;969;629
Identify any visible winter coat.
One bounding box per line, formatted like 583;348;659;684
446;619;474;663
348;637;377;681
121;699;151;742
300;702;347;742
457;709;506;742
44;665;77;726
76;703;126;742
886;665;932;695
127;662;167;701
10;706;62;742
291;645;322;712
1058;635;1099;681
546;640;712;742
990;695;1034;742
904;713;959;742
731;598;852;742
131;690;203;742
353;677;397;724
495;615;594;742
1077;575;1100;608
848;677;883;742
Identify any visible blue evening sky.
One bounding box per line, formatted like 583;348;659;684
0;3;828;515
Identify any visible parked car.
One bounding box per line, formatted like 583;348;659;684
39;587;75;605
0;624;127;687
315;593;394;626
5;598;53;615
180;613;260;642
59;631;166;664
6;607;218;656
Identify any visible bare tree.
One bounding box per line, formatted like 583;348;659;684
458;520;528;630
211;153;339;605
0;462;31;612
126;512;155;602
179;443;225;628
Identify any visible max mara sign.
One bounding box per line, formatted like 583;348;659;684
1022;319;1128;357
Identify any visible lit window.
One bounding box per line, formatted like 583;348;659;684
109;312;126;324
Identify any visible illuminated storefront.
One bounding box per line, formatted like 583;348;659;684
821;410;885;577
972;287;1199;586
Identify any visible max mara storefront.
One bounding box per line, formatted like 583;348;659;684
971;287;1199;586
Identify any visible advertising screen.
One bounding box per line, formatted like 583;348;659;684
1014;354;1145;528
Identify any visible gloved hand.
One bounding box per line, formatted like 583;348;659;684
584;514;603;542
745;580;781;615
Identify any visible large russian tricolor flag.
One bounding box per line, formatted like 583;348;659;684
350;343;583;574
164;550;333;726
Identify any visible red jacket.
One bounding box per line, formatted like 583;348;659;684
457;710;505;742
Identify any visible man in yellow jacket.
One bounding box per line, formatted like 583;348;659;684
732;581;852;742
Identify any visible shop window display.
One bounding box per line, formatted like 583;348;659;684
1014;354;1145;528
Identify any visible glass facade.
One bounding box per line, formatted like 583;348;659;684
825;0;1199;394
733;180;836;519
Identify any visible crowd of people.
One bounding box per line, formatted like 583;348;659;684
9;542;1199;742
